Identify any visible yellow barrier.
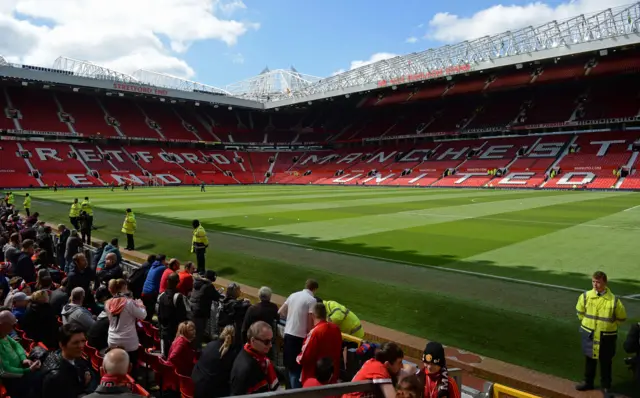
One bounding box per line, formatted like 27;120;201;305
492;384;541;398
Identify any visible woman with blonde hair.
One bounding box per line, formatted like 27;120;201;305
192;325;241;398
168;320;197;375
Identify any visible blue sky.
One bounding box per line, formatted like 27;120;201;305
186;0;575;87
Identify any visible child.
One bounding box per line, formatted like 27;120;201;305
418;342;460;398
396;374;424;398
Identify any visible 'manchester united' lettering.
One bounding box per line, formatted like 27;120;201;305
113;83;169;96
378;64;471;87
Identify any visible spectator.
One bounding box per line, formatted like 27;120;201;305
168;321;197;375
3;233;20;269
56;224;70;270
85;348;141;398
157;272;189;357
93;242;108;273
297;302;343;385
0;309;41;398
418;342;460;398
67;253;96;310
50;278;70;316
37;225;56;266
302;357;335;388
64;230;82;274
192;325;240;398
97;253;124;288
41;323;93;398
190;270;222;348
95;285;111;314
242;286;279;343
121;209;136;251
14;239;36;284
324;299;364;339
11;292;29;322
230;321;279;395
159;258;180;294
69;199;81;231
278;279;319;389
141;254;167;322
0;262;9;303
20;289;58;349
127;254;155;299
177;261;196;296
396;375;424;398
218;283;251;345
345;342;406;398
105;279;146;374
5;278;25;308
79;211;92;245
0;236;5;263
35;269;54;292
61;287;95;332
19;222;37;242
624;322;640;387
97;239;122;273
88;310;110;352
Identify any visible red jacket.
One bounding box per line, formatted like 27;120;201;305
167;335;195;376
159;268;174;294
176;271;194;296
297;320;343;384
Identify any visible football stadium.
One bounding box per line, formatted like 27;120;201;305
2;1;640;398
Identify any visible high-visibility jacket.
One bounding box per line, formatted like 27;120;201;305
576;289;627;359
23;196;31;209
324;300;364;339
121;212;137;235
7;194;15;205
80;200;93;216
69;203;81;218
191;225;209;252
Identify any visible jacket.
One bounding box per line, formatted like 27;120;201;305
296;320;343;384
64;236;83;263
20;302;59;349
142;261;165;295
97;244;122;272
189;276;222;319
191;226;208;253
623;322;640;386
192;339;240;398
84;384;143;398
127;261;151;299
167;335;195;376
0;335;28;378
15;251;36;283
62;303;96;332
97;265;124;287
37;233;56;266
69;203;81;218
325;300;364;338
576;289;627;358
88;312;110;351
157;289;188;339
80;200;93;216
3;243;20;267
67;266;96;306
57;229;71;259
40;350;88;398
50;288;70;315
106;295;147;352
159;268;176;294
121;212;136;235
218;297;251;344
242;301;279;342
23;196;31;209
229;348;278;395
177;270;194;296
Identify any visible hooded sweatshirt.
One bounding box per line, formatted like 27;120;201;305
61;303;95;332
106;294;147;352
142;261;165;295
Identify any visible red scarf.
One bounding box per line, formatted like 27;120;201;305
243;343;279;391
422;369;450;398
99;375;134;391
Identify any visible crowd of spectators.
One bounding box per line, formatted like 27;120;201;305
0;197;467;398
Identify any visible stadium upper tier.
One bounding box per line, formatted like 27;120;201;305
2;129;640;190
1;49;640;144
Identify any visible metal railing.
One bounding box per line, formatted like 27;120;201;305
232;380;383;398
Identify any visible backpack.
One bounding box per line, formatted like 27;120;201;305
157;291;191;323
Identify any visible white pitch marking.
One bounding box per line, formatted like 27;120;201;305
624;294;640;299
623;204;640;212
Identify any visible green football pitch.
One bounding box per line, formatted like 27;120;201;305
13;186;640;390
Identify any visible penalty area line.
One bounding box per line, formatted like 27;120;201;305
623;205;640;212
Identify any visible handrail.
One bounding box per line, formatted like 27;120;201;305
488;383;541;398
230;380;382;398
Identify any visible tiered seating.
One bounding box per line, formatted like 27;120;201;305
7;87;65;132
0;142;40;188
0;88;17;130
56;92;115;137
519;84;580;125
138;102;199;141
199;150;244;184
232;130;266;143
20;141;88;186
582;76;640;120
102;97;161;140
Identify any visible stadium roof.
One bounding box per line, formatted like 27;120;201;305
226;67;321;102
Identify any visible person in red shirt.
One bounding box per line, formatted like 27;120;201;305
159;258;180;294
302;357;335;388
167;320;196;376
418;342;460;398
297;302;343;385
343;342;405;398
176;261;196;296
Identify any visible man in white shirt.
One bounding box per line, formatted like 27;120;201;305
278;279;319;389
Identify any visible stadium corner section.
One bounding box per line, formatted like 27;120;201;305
15;191;640;397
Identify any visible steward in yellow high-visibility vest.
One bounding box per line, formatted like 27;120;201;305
121;208;137;251
23;193;32;216
575;271;627;391
7;192;15;206
69;198;81;230
324;300;364;339
191;219;209;275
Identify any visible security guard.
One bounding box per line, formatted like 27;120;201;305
575;271;627;392
121;208;137;250
81;196;94;230
23;193;31;217
7;192;15;207
191;219;209;275
69;198;81;230
324;299;364;339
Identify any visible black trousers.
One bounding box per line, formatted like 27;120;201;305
126;234;135;250
2;374;35;398
584;334;617;388
25;208;30;216
195;249;206;274
142;293;157;322
70;217;80;230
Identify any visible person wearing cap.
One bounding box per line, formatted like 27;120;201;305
418;342;461;398
11;292;29;322
191;220;209;275
121;208;136;251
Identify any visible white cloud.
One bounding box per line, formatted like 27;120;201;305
0;0;259;79
426;0;631;43
227;52;245;64
405;36;418;44
332;52;398;76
